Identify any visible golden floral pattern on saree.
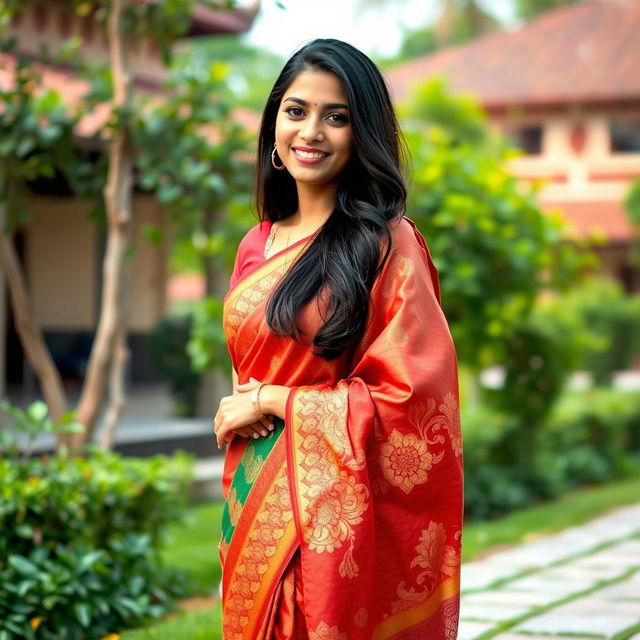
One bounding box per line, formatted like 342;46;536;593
381;254;414;298
218;538;229;565
388;322;409;347
242;447;263;483
379;429;444;494
443;600;460;639
223;472;293;640
309;621;347;640
440;392;462;457
227;488;242;527
376;393;458;494
224;270;282;342
295;383;365;469
291;386;370;578
354;607;368;628
306;470;368;554
411;522;460;587
390;522;460;614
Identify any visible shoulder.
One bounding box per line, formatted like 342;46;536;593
238;220;271;252
380;216;441;302
387;216;432;259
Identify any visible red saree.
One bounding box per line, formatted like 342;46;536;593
220;217;463;640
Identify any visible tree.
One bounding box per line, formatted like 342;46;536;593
370;0;505;67
0;60;80;429
513;0;584;21
0;0;246;451
180;34;284;112
400;76;584;369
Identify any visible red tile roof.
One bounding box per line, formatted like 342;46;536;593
188;2;260;37
545;200;634;242
0;51;260;139
386;0;640;108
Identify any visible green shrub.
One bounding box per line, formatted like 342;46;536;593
0;446;194;639
543;387;640;480
148;315;201;417
462;388;640;521
538;278;640;385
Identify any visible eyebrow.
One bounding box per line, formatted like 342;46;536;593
283;96;349;110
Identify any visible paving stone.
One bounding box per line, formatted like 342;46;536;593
460;602;531;623
494;635;597;640
457;620;496;640
462;589;561;608
541;564;628;584
514;611;638;637
597;575;640;601
556;594;640;617
506;574;593;598
484;532;599;567
461;562;521;591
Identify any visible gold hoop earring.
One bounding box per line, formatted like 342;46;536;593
271;143;285;171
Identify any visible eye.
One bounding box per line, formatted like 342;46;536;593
285;106;305;118
327;112;349;124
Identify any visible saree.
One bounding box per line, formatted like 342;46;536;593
220;216;463;640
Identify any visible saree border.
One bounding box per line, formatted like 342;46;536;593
372;575;460;639
222;434;299;640
223;230;315;304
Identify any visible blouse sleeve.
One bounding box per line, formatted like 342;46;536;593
228;222;268;291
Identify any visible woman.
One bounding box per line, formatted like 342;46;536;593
214;39;463;640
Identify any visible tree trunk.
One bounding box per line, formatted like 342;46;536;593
73;0;133;449
0;167;68;439
99;323;129;450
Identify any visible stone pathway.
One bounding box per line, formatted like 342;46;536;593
459;503;640;639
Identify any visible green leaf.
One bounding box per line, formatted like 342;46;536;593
26;401;48;423
58;422;85;434
9;555;39;577
74;602;91;627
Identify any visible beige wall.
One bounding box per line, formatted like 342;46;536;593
27;197;96;330
492;105;640;203
24;194;168;333
128;196;169;332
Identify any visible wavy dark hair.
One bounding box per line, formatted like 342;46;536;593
256;38;407;360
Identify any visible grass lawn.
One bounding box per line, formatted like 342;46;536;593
160;501;224;597
121;475;640;640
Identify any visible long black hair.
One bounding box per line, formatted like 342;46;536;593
256;38;407;360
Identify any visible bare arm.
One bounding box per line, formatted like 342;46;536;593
256;384;290;421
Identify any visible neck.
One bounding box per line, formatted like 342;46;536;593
290;181;338;229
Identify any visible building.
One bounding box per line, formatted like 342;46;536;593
0;1;258;399
386;0;640;291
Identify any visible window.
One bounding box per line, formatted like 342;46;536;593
506;125;543;155
609;118;640;153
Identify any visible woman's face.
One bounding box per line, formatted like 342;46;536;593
274;70;353;188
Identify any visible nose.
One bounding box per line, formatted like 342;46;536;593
299;116;324;142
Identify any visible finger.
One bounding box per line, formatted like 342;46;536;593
247;419;268;438
237;377;261;389
234;427;253;438
258;415;273;434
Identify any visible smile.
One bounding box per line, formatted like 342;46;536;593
293;148;330;160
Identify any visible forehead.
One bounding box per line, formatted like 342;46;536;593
282;70;348;105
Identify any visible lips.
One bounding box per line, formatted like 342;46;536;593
292;146;330;160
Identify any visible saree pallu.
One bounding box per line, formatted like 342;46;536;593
221;217;463;640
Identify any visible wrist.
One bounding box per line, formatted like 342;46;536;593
259;384;289;419
251;382;267;415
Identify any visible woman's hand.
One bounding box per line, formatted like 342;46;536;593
214;377;274;449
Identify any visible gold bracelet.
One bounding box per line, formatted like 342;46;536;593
251;382;267;415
